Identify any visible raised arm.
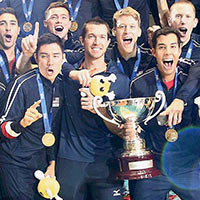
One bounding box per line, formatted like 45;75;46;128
156;0;170;27
16;22;39;74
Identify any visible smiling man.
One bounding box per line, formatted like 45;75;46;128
168;0;200;62
56;17;130;200
106;7;155;82
0;33;64;199
44;2;84;64
128;26;200;200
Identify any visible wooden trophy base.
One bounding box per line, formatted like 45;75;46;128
117;151;160;180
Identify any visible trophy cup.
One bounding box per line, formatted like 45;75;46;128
93;90;166;180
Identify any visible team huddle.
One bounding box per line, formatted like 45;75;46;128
0;0;200;200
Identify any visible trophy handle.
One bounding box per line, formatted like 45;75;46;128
93;96;120;126
144;90;166;125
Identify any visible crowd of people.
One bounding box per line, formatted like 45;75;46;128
0;0;200;200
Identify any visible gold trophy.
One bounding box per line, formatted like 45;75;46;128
93;91;166;180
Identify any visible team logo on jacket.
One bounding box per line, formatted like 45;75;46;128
113;189;121;196
52;97;59;107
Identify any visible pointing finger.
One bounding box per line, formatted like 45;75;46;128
33;22;39;39
30;100;41;109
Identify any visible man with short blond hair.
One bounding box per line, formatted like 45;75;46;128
106;7;155;82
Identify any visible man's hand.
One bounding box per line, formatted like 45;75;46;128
79;87;95;113
147;25;161;48
21;22;39;58
16;22;39;73
69;68;96;87
44;161;55;178
159;98;184;127
20;100;42;128
120;118;137;141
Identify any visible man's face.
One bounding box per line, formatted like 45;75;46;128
0;13;19;49
169;3;198;45
35;43;63;83
113;15;141;55
44;7;71;41
152;33;181;80
80;24;110;60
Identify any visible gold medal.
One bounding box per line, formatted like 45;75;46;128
165;128;178;142
69;21;78;32
42;133;55;147
23;22;33;32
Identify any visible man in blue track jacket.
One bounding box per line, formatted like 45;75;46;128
56;17;130;200
127;27;200;200
0;33;64;200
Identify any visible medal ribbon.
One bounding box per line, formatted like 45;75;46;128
36;69;52;133
117;46;141;81
21;0;34;22
154;68;178;129
114;0;129;10
154;68;178;110
15;47;20;62
0;55;10;83
185;40;193;59
67;0;82;21
0;47;20;84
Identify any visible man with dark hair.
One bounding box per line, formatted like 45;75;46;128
56;17;129;200
0;33;64;199
0;0;60;38
126;27;200;199
0;7;21;113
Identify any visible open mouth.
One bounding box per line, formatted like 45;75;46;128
123;38;132;45
5;34;12;42
55;25;64;32
47;69;54;75
163;59;173;68
179;27;187;36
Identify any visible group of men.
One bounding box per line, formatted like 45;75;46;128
0;0;200;200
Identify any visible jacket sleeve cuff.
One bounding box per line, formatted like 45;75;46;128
1;121;22;139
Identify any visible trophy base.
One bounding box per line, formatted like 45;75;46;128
117;151;160;180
